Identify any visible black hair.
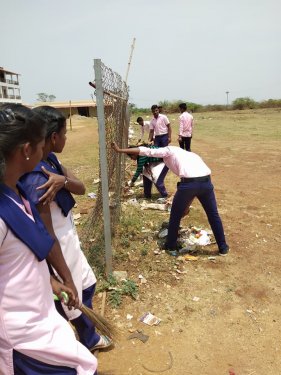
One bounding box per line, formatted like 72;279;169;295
136;117;143;123
179;103;187;111
32;106;66;139
0;104;46;182
151;104;158;111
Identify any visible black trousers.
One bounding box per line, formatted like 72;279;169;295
179;136;192;151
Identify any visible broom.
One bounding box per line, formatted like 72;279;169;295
53;292;117;339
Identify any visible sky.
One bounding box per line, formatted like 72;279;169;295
1;0;280;107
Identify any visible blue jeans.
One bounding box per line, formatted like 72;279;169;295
154;133;169;147
143;165;169;198
166;179;228;251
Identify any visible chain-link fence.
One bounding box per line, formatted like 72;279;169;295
82;60;129;274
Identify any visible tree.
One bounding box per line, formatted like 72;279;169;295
232;97;257;110
36;93;56;102
48;94;56;102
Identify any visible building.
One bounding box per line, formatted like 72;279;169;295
0;67;22;104
33;100;98;118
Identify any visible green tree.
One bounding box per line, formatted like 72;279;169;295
232;97;257;110
36;93;56;102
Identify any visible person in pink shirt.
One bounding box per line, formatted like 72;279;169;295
178;103;194;151
112;142;229;257
149;105;171;147
0;106;98;375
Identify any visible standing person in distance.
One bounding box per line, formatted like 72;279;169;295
112;142;229;257
149;105;171;147
178;103;194;151
136;116;151;143
0;107;98;374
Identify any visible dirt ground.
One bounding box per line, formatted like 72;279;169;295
66;109;281;375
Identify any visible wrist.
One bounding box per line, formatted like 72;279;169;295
64;176;69;187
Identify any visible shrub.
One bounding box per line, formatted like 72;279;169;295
232;97;258;110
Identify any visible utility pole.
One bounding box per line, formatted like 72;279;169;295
125;37;136;85
225;91;230;106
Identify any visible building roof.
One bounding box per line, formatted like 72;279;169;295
33;100;97;108
0;67;20;75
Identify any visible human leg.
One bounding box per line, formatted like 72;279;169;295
143;175;153;198
185;137;191;151
71;284;100;349
154;135;161;147
178;138;184;149
159;133;169;147
197;181;228;253
155;165;168;197
165;184;195;249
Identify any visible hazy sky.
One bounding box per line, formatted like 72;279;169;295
1;0;280;107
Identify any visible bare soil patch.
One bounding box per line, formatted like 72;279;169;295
63;109;281;375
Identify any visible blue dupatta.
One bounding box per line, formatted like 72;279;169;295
0;183;54;261
20;153;75;217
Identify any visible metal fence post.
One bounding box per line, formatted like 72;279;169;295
94;59;112;276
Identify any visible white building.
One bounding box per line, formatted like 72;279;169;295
0;67;22;104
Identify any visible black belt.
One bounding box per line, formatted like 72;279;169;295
180;175;210;183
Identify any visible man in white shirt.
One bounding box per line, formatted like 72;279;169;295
112;142;229;257
149;105;171;147
178;103;194;151
136;117;151;142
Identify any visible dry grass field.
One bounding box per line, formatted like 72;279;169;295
61;108;281;375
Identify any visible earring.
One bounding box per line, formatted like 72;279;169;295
26;157;30;161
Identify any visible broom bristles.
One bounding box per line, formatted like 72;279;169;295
79;304;117;339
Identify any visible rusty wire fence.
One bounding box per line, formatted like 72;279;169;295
81;60;129;275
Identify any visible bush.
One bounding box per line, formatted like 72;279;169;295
232;97;258;110
259;99;281;109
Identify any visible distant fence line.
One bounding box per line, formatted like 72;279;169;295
82;60;129;275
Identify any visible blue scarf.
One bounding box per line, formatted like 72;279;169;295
31;153;75;217
0;183;54;261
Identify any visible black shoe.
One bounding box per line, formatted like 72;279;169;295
219;245;229;256
165;249;179;257
164;242;182;256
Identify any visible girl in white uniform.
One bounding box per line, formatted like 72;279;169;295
20;106;112;351
0;107;97;374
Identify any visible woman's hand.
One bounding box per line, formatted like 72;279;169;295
64;279;80;309
37;166;66;205
50;276;79;309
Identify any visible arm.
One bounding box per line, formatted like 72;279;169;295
112;142;140;155
37;202;79;308
50;275;76;308
167;123;172;144
131;157;147;184
178;115;183;142
112;142;171;159
37;166;85;205
148;129;154;142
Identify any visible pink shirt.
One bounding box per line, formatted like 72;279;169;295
149;114;170;136
179;111;194;137
138;146;211;178
0;197;97;375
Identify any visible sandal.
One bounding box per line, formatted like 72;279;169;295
91;335;113;351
